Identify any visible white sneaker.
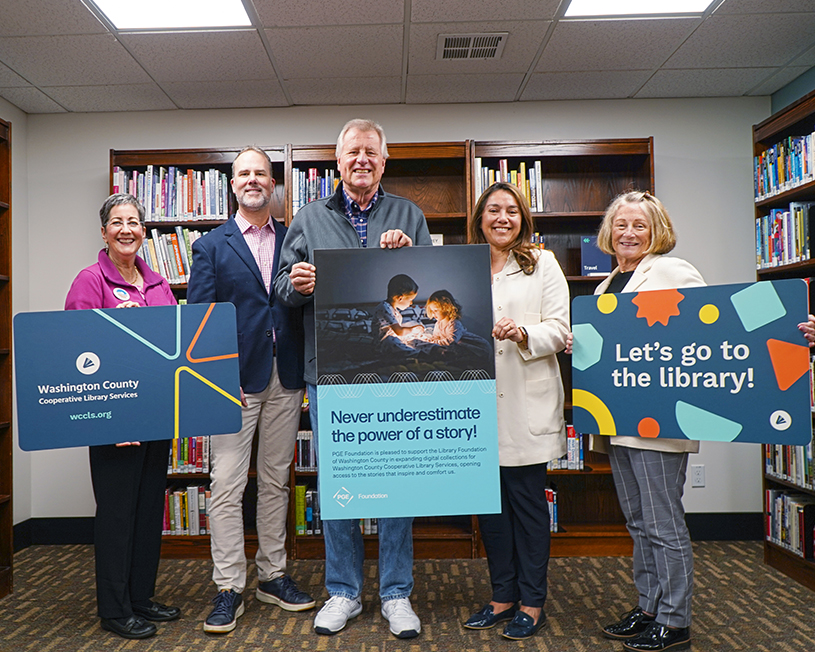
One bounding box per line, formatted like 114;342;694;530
313;596;363;635
381;597;421;638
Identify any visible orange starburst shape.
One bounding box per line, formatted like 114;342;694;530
631;289;685;326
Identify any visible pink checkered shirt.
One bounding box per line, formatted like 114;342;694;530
234;212;276;293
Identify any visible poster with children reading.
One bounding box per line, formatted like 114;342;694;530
572;279;812;446
312;244;500;520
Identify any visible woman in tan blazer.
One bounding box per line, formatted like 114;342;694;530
589;191;703;652
462;182;569;641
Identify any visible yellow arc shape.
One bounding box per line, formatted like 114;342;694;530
572;389;617;436
174;366;242;439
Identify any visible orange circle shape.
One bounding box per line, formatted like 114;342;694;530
638;417;660;438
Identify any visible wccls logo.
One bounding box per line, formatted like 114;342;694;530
333;487;353;508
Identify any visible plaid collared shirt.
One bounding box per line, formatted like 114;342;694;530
234;211;276;293
341;186;382;248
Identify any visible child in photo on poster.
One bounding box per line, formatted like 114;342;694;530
374;274;425;354
420;290;492;363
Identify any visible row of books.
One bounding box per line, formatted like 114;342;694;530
294;485;322;536
163;485;210;536
292;167;339;216
765;489;815;559
169;436;211;475
755;202;815;269
294;430;317;472
547;427;585;471
546;486;559;533
473;158;545;212
754;133;815;201
112;165;232;221
764;437;815;491
139;226;205;285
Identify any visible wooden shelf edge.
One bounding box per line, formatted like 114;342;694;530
764;541;815;592
144;220;227;228
756;259;815;277
763;474;815;494
0;494;10;505
754;177;815;208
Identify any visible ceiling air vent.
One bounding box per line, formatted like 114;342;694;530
436;33;508;61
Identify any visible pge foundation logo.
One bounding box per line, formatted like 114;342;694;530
333;487;353;508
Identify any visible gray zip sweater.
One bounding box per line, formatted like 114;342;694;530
273;183;432;384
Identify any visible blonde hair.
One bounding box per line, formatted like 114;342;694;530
426;290;461;321
596;190;676;255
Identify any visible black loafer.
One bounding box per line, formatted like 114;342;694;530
132;599;182;622
100;615;157;639
463;603;517;630
622;622;691;651
603;606;655;639
501;611;547;640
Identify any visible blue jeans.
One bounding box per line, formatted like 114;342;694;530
308;383;415;601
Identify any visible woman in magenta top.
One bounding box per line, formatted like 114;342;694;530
65;194;180;640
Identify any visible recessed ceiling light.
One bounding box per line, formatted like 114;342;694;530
565;0;718;18
91;0;251;30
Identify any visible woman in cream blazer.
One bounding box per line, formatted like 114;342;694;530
590;191;703;652
462;182;569;641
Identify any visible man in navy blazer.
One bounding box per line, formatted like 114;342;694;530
188;146;313;635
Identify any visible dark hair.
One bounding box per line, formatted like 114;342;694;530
386;274;418;301
468;182;537;275
99;193;145;227
232;146;273;178
426;290;461;320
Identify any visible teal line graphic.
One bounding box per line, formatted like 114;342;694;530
92;305;182;360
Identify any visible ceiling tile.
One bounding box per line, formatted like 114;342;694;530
713;0;815;14
406;73;524;103
42;83;176;112
748;66;813;95
0;0;107;37
522;70;653;100
255;0;404;27
790;44;815;67
0;86;66;113
288;77;401;105
119;30;275;83
538;19;700;72
409;20;549;75
162;80;288;109
412;0;560;23
0;61;28;87
0;34;150;86
665;13;815;68
266;25;403;79
635;68;780;97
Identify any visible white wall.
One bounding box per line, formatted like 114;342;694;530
19;97;769;518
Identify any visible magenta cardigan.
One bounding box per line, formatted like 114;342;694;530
65;249;176;310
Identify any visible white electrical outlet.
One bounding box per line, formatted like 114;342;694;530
690;464;705;488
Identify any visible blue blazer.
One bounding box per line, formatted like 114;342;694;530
187;216;305;393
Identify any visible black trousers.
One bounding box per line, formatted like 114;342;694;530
478;463;550;608
89;439;170;619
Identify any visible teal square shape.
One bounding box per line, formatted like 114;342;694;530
730;282;786;333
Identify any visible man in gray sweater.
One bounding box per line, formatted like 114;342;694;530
274;119;431;639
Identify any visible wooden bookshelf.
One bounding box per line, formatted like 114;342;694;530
0;117;11;598
753;89;815;591
109;139;651;560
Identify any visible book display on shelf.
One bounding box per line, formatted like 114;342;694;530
291;167;339;216
163;485;210;537
113;165;232;221
0;118;12;597
169;436;210;475
753;88;815;592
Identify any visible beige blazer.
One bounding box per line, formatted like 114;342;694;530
590;253;704;454
493;249;570;466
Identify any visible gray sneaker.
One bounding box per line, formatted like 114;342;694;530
313;596;363;635
381;597;421;638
